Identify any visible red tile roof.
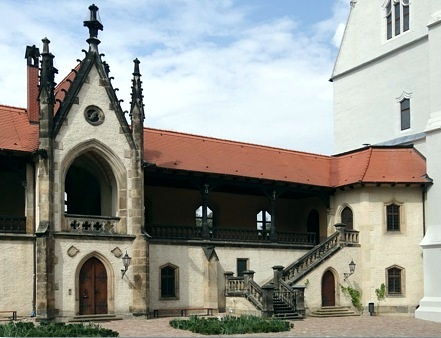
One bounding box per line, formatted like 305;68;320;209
0;105;38;152
331;147;427;186
144;128;428;187
0;104;427;187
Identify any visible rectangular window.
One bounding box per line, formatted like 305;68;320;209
394;3;401;36
387;204;400;231
403;3;410;32
387;268;402;294
161;266;177;298
237;258;248;277
400;98;410;130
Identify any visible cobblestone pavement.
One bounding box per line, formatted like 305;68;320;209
99;314;441;337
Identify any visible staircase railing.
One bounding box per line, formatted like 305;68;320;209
282;231;341;283
246;280;263;310
274;279;306;317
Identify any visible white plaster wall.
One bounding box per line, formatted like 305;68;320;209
334;187;424;311
54;238;134;318
0;240;34;317
333;0;441;153
334;43;430;153
334;0;437;76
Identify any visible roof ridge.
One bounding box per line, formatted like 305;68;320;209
145;127;329;158
0;104;26;110
360;147;373;182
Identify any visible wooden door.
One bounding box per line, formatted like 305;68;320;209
322;270;335;306
307;209;320;244
79;257;108;315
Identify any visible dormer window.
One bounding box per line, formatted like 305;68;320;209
386;0;410;40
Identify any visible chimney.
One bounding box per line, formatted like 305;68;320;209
25;45;40;123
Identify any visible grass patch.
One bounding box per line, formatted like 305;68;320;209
169;315;291;335
0;321;119;337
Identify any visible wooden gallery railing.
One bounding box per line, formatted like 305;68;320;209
145;224;317;245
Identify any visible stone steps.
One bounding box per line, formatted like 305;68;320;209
69;314;123;322
309;306;359;318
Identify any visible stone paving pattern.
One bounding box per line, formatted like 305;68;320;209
99;314;441;337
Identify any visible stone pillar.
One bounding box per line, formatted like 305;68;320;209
204;253;219;309
243;270;255;294
272;265;284;290
224;271;234;295
261;284;274;318
416;17;441;323
334;222;346;245
128;57;149;316
294;286;306;317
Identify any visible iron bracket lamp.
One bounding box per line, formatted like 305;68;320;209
121;251;131;278
343;259;356;281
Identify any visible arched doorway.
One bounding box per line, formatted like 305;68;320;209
322;270;335;306
79;257;108;315
307;209;320;244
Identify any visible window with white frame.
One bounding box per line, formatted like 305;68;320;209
195;205;213;227
386;0;410;40
257;210;271;231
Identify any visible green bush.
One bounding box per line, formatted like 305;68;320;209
0;321;119;337
340;284;363;312
170;315;290;335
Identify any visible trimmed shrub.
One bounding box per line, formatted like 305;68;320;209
170;315;290;335
0;321;119;337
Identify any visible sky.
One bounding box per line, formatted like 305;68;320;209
0;1;350;155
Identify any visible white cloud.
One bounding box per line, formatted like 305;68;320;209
0;0;350;155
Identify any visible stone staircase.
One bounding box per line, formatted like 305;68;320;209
69;314;123;322
225;226;360;319
272;294;303;320
309;306;359;317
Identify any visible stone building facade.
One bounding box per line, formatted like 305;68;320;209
0;4;431;321
332;0;441;322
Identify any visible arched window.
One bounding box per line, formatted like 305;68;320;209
195;206;213;227
341;207;353;230
160;264;179;299
257;210;271;231
385;0;410;40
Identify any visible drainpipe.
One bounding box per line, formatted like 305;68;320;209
422;186;426;236
32;162;37;317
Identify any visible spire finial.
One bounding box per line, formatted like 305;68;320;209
130;58;145;121
83;4;103;53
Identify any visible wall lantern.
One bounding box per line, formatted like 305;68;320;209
121;251;131;278
344;259;356;281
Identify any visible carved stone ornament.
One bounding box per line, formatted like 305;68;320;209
111;247;123;258
84;105;105;126
67;245;80;258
